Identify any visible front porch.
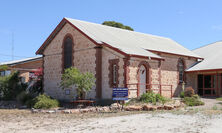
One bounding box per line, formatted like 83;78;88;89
197;73;222;97
126;83;173;98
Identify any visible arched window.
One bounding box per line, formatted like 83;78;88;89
109;59;119;87
63;36;73;69
113;64;117;84
178;59;185;83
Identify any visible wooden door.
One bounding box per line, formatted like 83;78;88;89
139;65;147;95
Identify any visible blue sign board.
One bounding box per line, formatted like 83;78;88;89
112;88;128;101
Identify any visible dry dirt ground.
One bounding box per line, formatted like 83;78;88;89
1;98;222;133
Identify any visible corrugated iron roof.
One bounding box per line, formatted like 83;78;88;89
65;18;201;59
186;41;222;72
0;56;42;66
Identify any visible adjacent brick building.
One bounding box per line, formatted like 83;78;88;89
186;41;222;97
36;18;202;101
0;57;42;82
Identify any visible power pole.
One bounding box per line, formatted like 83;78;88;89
12;32;14;60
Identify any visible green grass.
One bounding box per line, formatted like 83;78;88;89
183;96;204;106
216;97;222;101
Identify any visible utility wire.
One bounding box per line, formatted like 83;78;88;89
0;53;31;58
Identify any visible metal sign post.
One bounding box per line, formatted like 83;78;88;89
112;88;128;110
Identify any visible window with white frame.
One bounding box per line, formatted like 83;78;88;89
109;59;119;87
113;64;117;84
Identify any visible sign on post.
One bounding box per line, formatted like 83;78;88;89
112;88;128;101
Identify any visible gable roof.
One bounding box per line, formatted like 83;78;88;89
0;56;42;66
186;41;222;72
36;18;201;59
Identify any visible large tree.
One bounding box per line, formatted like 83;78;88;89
102;21;134;31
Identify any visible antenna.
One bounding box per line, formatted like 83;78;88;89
12;32;14;60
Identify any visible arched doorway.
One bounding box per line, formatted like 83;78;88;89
137;61;150;96
139;65;147;95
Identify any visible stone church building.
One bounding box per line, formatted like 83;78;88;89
36;18;206;101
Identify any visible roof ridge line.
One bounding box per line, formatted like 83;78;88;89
65;17;173;41
192;40;222;51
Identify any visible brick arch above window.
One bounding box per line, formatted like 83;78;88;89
62;33;74;72
177;58;186;83
177;58;186;69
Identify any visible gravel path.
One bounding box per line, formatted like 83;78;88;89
72;113;222;133
0;110;222;133
1;98;222;133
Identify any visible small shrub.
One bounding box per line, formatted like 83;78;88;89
33;94;59;109
0;71;27;100
140;91;156;103
184;87;195;97
192;94;199;99
216;97;222;101
212;105;218;110
16;91;33;104
140;91;167;104
180;91;185;98
156;93;167;104
183;96;204;106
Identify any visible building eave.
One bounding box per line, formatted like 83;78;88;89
186;68;222;73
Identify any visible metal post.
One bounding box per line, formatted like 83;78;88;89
182;81;185;92
203;75;204;96
216;73;219;96
160;85;162;96
171;85;173;98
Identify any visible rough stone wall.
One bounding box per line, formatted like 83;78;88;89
186;73;197;93
127;53;198;98
41;22;199;100
101;47;125;99
43;23;96;101
160;53;197;97
127;57;160;98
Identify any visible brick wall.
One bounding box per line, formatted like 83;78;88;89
127;57;160;98
126;53;197;98
186;73;197;93
42;22;199;100
43;23;96;101
101;47;125;99
160;53;197;96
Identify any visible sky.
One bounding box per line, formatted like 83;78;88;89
0;0;222;62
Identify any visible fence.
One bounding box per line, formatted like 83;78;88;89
126;83;173;98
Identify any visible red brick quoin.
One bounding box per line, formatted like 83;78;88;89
108;59;120;88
